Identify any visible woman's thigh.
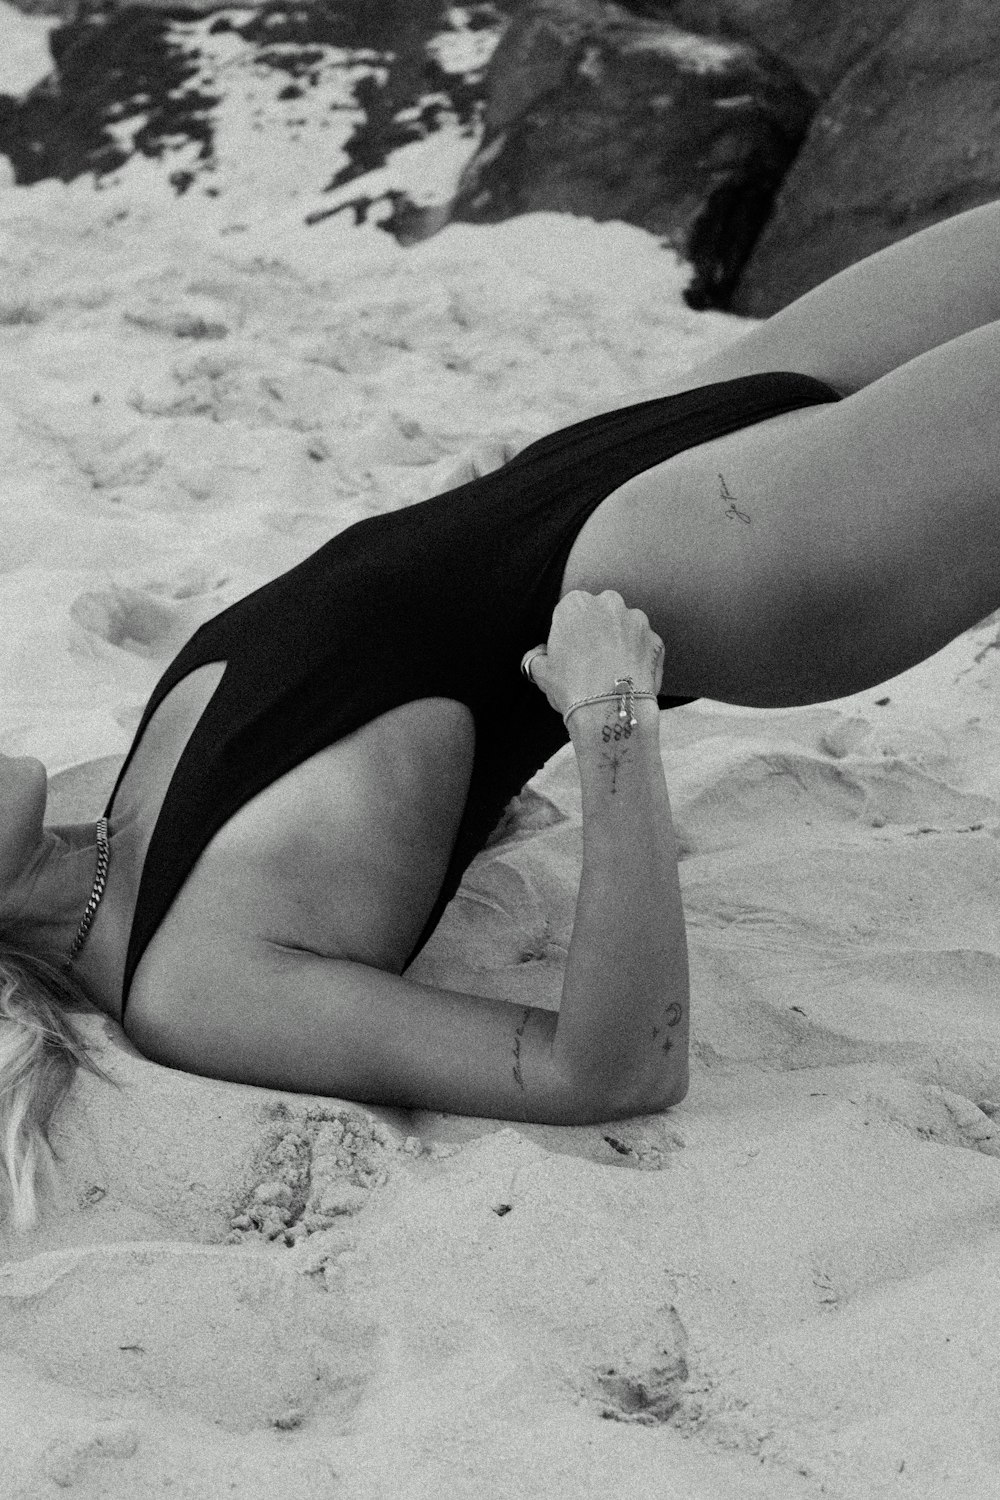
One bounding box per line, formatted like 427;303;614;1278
666;198;1000;399
563;319;1000;708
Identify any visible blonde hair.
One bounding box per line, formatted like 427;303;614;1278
0;940;114;1233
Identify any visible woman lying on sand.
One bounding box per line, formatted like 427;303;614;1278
3;199;1000;1229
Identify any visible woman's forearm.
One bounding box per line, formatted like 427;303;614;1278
551;698;689;1114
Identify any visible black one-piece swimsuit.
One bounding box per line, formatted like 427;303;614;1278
106;372;841;1014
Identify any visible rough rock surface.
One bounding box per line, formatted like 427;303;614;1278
5;0;995;317
730;0;1000;314
0;0;507;236
664;0;912;95
446;0;813;309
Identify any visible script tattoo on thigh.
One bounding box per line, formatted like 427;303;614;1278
512;1008;531;1092
719;473;751;525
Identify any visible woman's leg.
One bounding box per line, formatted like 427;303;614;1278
665;199;1000;398
564;318;1000;708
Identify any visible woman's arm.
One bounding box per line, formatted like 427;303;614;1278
529;590;689;1113
554;697;688;1110
130;592;689;1123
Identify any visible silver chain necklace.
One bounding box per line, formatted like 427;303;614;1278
66;817;110;967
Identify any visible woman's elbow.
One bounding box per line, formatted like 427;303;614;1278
579;1050;689;1124
650;1053;689;1113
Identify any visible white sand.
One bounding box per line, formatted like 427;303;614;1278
3;13;1000;1495
0;2;56;100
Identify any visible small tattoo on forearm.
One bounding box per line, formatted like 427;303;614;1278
512;1008;530;1092
664;1002;683;1028
599;715;631;793
719;473;751;525
651;1024;673;1054
600;746;627;792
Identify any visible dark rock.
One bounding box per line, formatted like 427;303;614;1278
446;0;813;309
0;6;219;186
663;0;912;95
0;0;507;230
731;0;1000;314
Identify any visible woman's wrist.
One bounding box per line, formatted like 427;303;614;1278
561;673;658;728
564;693;660;752
570;694;667;830
562;687;658;730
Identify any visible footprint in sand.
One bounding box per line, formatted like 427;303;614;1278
671;739;997;858
863;1081;1000;1159
228;1101;397;1245
0;1243;376;1435
598;1124;685;1171
122;300;232;341
932;1089;1000;1157
70;572;229;663
484;786;566;849
590;1304;693;1426
41;1421;140;1489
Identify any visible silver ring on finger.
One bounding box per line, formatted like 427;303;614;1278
520;645;547;682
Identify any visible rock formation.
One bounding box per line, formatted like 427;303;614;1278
3;0;997;315
448;0;1000;314
728;0;1000;313
0;0;504;234
446;0;813;309
663;0;912;95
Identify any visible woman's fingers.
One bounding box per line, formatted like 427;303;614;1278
523;646;557;707
552;591;661;673
525;590;664;715
520;645;548;683
650;633;665;695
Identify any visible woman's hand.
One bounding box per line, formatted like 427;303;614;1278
525;590;664;719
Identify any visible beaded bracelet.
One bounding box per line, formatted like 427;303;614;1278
562;676;657;729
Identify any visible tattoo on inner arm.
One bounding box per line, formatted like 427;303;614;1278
600;746;626;792
598;718;633;793
512;1008;530;1092
719;473;751;525
652;1021;674;1055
